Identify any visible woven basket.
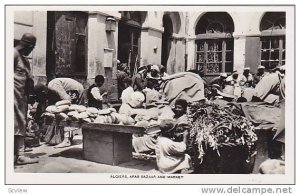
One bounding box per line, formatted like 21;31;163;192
191;144;256;174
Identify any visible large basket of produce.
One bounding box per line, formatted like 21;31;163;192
187;102;258;174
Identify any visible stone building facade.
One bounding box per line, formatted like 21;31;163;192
14;10;286;99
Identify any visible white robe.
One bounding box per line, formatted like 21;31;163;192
155;137;191;174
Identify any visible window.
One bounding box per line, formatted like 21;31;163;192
260;12;286;68
195;12;234;76
196;39;233;74
260;36;285;67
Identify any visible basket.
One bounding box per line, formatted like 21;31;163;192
191;144;256;174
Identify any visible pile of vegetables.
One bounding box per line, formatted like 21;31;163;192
43;100;136;125
186;101;258;173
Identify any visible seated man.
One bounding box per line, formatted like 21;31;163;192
209;72;228;90
240;67;254;88
252;65;285;105
87;75;107;109
225;70;245;87
253;65;267;87
155;120;192;174
132;99;189;154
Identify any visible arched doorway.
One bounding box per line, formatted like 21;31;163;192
194;12;235;76
259;12;286;68
161;14;173;67
118;11;146;76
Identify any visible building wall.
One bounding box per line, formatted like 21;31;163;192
14;10;280;90
14;11;47;85
87;12;120;100
186;11;266;73
140;28;162;66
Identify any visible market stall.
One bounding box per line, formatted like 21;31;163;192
44;120;159;165
43;100;161;166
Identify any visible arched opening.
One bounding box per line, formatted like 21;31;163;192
194;12;234;76
161;14;173;67
260;12;286;31
118;11;147;76
259;12;286;68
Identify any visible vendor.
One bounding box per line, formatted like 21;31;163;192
252;64;285;105
253;65;267;87
87;75;107;109
47;78;85;105
155;119;193;174
35;77;85;148
132;98;189;154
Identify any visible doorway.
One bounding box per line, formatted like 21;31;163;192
46;11;88;81
161;14;173;68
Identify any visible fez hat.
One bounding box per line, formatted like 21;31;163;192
20;33;36;47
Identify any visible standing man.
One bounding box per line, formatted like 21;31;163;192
14;33;39;165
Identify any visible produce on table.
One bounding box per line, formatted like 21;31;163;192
55;100;71;107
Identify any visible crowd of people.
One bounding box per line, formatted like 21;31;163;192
14;33;286;174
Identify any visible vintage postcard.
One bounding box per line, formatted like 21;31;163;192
5;5;295;185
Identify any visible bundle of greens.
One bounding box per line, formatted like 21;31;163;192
187;102;257;169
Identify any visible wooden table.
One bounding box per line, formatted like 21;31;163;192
46;120;159;165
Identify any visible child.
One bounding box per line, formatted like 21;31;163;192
155;119;193;174
87;75;107;109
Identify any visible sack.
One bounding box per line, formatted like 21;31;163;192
44;126;64;145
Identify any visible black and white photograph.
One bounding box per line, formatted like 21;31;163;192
5;5;295;185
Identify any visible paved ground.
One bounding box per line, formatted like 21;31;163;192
15;135;160;173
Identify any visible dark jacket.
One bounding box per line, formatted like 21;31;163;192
87;84;103;109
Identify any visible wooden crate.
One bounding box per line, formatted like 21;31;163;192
45;120;160;165
82;123;152;165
